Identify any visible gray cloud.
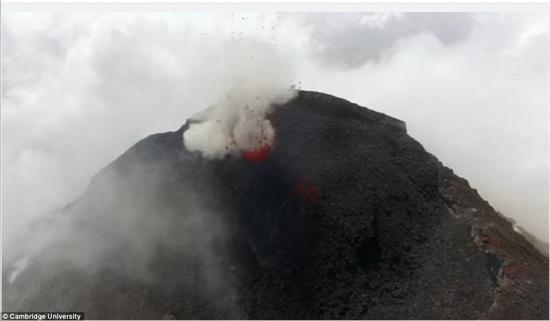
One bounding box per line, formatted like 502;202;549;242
300;12;475;69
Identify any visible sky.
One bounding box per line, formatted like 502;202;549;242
1;11;548;246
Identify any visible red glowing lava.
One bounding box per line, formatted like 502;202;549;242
242;144;272;163
305;185;321;204
291;180;321;204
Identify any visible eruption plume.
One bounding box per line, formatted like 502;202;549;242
183;84;296;160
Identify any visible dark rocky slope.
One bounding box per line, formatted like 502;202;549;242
3;91;548;319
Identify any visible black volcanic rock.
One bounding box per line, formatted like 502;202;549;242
3;90;548;319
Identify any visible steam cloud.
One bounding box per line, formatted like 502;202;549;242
183;83;296;159
181;38;296;159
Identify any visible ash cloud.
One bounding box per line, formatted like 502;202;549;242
183;83;296;160
182;39;296;159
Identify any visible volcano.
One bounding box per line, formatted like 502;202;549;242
3;90;548;319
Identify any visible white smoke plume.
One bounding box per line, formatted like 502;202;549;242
183;41;296;159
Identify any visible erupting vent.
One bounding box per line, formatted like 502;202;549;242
242;144;272;163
